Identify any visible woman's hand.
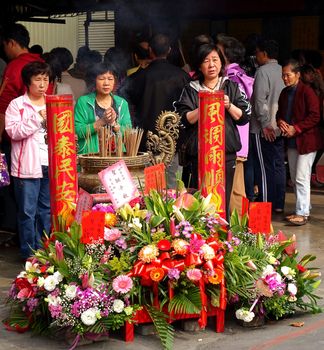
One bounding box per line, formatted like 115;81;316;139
103;107;117;126
224;94;231;110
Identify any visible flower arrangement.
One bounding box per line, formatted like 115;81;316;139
3;223;141;347
3;182;322;350
229;229;322;324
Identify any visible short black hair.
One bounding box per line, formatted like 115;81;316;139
86;62;117;92
149;34;170;57
193;44;226;82
256;38;279;60
1;23;30;49
21;61;51;87
217;35;245;64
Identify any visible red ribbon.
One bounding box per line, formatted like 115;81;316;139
198;278;207;329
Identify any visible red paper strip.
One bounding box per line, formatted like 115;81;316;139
144;163;166;194
46;94;77;226
198;91;226;218
248;202;272;234
75;188;93;224
241;197;249;217
81;211;105;244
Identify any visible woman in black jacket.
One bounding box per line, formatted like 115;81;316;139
175;43;250;217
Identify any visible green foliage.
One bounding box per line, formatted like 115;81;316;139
145;305;174;350
107;252;131;275
229;209;248;234
263;295;296;320
168;286;201;314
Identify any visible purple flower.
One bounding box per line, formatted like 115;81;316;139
27;298;39;312
92;203;115;213
115;237;127;250
168;268;180;280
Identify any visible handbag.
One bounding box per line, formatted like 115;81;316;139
0;153;10;187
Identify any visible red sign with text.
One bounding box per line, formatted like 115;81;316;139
198;91;226;218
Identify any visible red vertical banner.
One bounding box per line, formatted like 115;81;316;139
46;95;77;228
198;91;226;218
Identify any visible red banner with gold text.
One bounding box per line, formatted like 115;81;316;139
46;95;77;226
198;91;226;218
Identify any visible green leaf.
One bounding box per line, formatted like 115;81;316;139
168;286;201;314
145;305;174;350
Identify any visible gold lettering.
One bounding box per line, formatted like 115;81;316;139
54;135;75;158
55;158;75;181
55;181;76;202
54;110;73;134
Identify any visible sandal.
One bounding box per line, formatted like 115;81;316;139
285;213;295;221
287;215;308;226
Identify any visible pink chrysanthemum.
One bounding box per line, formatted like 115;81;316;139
112;275;133;294
104;228;121;242
186;268;202;281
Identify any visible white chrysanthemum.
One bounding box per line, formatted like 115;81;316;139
262;265;275;278
44;275;58;292
53;271;63;283
46;295;61;306
287;283;297;296
37;277;45;287
235;308;255;322
81;308;99;326
65;285;77;300
112;299;125;313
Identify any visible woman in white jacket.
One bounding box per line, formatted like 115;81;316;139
5;61;51;259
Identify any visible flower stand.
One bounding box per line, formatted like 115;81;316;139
124;280;226;342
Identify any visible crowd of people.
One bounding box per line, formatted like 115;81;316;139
0;22;323;259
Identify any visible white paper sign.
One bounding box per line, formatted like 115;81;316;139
98;160;138;209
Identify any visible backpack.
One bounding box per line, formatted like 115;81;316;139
227;66;254;100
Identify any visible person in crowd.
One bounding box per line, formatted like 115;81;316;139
248;38;286;213
277;59;322;225
29;44;43;55
216;34;253;215
120;33;190;188
127;39;151;76
0;23;49;237
104;47;129;90
300;63;324;188
74;62;132;155
45;47;74;99
175;43;250;217
5;61;51;259
68;46;101;98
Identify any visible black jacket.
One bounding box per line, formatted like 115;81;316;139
119;59;190;150
175;79;251;158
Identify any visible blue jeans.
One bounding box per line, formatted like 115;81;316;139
13;166;51;259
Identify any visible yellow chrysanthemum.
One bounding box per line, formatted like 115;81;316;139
138;244;159;263
105;213;117;227
172;239;189;256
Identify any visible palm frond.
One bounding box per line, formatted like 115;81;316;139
145;305;174;350
168;286;201;314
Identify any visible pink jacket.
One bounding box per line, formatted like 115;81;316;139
5;93;44;178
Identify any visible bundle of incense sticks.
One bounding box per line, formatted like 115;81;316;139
124;128;144;157
98;126;114;157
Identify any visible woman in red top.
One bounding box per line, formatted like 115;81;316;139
276;59;322;225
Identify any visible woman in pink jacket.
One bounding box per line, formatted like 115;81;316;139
5;61;51;259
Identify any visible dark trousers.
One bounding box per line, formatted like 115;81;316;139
246;133;286;210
